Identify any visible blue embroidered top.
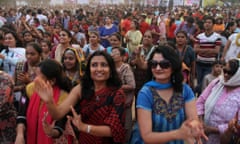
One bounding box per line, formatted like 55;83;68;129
130;83;195;144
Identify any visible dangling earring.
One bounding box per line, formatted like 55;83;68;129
171;75;176;84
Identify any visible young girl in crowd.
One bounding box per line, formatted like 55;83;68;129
61;47;85;87
14;42;42;109
40;40;52;60
202;60;223;91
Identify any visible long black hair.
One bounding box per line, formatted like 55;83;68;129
38;59;72;92
81;51;122;100
147;45;183;92
5;30;23;54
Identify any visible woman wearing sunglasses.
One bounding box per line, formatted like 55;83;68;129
130;45;206;144
197;58;240;144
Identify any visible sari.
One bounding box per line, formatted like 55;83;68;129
77;87;126;144
26;84;68;144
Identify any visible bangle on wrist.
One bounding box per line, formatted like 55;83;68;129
87;125;91;134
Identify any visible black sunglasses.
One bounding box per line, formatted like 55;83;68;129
149;60;171;69
223;68;235;76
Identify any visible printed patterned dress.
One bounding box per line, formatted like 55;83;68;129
0;71;17;143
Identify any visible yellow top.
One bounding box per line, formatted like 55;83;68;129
26;82;68;105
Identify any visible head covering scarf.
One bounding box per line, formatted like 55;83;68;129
63;47;86;77
204;59;240;124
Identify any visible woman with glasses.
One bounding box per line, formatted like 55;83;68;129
197;58;240;144
130;45;206;144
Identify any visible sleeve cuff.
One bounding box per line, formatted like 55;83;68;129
197;109;204;116
16;116;26;125
218;124;228;134
136;105;152;111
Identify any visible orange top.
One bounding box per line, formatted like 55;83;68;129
213;24;225;32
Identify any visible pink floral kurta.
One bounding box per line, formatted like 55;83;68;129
197;78;240;144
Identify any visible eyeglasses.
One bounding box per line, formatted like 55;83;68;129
223;68;235;76
149;60;171;69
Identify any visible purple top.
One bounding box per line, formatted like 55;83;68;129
99;24;119;48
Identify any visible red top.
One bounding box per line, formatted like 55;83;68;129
78;87;126;144
139;21;150;35
121;19;131;36
167;24;177;39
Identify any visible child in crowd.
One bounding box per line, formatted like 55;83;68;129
40;40;52;60
202;60;224;91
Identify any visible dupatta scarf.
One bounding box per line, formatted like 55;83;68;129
204;67;240;124
26;86;60;144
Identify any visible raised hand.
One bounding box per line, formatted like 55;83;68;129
34;76;53;103
134;45;143;56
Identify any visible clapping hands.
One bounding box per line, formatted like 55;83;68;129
179;119;208;144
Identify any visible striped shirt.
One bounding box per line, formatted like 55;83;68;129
195;32;221;62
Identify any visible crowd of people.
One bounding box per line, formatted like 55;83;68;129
0;3;240;144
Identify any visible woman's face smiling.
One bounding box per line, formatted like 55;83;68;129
151;53;172;83
90;56;110;84
63;52;77;70
59;31;71;44
4;33;16;48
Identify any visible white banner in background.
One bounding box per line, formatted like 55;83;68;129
184;0;200;6
145;0;160;5
77;0;89;4
173;0;184;6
